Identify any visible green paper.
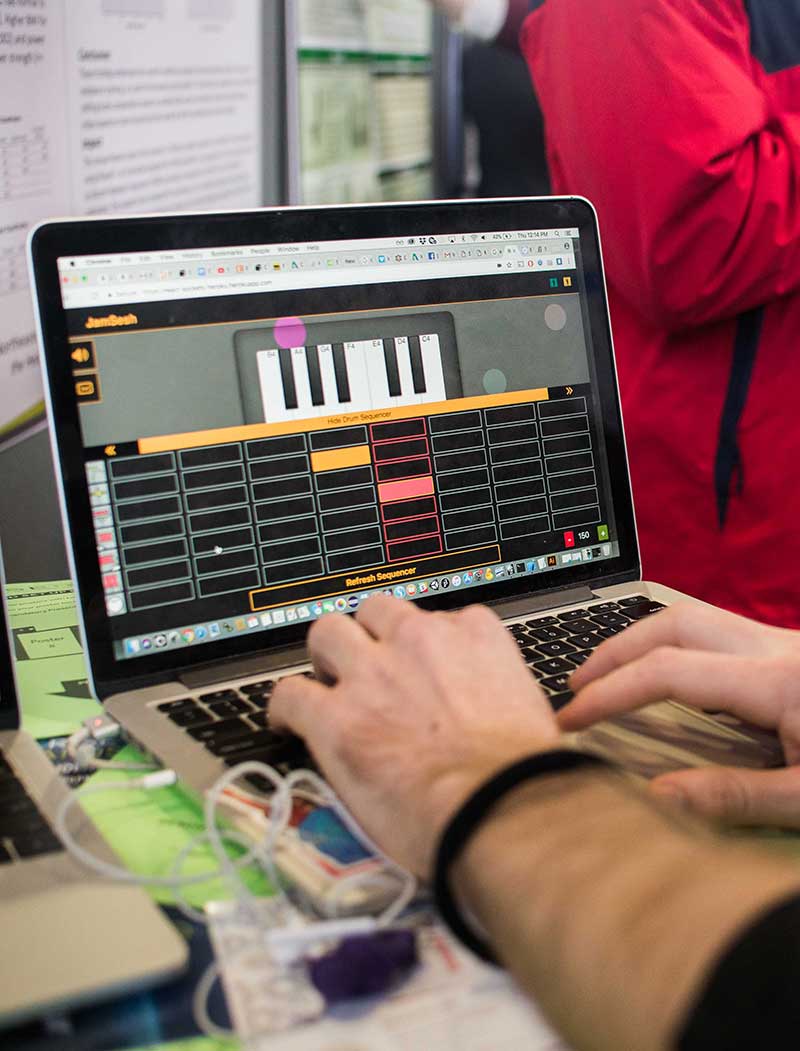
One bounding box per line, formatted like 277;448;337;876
80;745;271;908
135;1038;239;1051
6;579;101;738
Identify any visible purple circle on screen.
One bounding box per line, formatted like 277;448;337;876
274;317;307;349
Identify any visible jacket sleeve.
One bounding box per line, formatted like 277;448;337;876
521;0;800;330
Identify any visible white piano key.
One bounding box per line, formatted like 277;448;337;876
419;333;447;403
256;348;289;424
290;345;317;419
344;340;373;413
394;336;421;405
364;338;393;410
317;344;339;411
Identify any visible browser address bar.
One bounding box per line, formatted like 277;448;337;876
62;253;577;309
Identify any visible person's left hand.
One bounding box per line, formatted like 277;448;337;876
270;596;560;876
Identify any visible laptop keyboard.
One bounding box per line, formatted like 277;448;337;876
507;595;665;711
154;595;665;792
0;752;63;864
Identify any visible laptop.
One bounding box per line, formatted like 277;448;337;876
0;546;187;1027
27;197;779;796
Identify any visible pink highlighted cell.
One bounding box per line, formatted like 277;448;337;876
377;475;434;504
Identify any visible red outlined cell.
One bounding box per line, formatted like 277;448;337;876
369;417;426;443
375;457;431;483
379;495;438;523
371;435;431;464
387;534;443;562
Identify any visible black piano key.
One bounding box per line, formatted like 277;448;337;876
278;347;298;410
305;345;325;406
332;343;351;403
408;335;426;394
383;338;402;397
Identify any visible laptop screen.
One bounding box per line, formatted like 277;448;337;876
30;199;638;693
0;555;19;730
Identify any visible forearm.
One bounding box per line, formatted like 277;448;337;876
454;770;800;1051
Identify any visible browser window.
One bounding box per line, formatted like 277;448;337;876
56;225;618;660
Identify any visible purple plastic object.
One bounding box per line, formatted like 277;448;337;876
307;930;418;1003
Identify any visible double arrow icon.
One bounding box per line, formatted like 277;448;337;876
565;386;574;396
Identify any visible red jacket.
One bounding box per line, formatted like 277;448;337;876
510;0;800;626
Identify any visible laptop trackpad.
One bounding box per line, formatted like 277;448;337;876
0;883;187;1026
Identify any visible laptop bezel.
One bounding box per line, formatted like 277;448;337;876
0;552;21;732
29;197;640;699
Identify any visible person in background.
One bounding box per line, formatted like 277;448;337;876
272;595;800;1050
432;0;800;628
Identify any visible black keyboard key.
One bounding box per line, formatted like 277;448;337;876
278;347;298;410
536;640;578;658
623;601;667;620
208;698;252;718
157;698;196;713
509;624;530;637
540;673;572;692
199;689;241;703
332;342;351;403
383;338;402;397
240;679;275;695
568;632;606;650
557;609;589;621
567;648;591;667
527;625;571;642
222;737;307;767
532;656;576;676
188;718;253;743
549;692;575;712
305;345;325;406
556;618;597;635
589;612;631;628
409;335;426;394
208;731;287;759
617;594;650;606
244;691;272;707
13;830;63;859
513;635;534;649
247;711;270;728
594;625;624;639
525;616;558;627
167;706;211;727
0;843;11;865
587;602;620;613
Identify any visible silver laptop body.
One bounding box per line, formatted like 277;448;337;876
28;197;779;801
0;550;187;1027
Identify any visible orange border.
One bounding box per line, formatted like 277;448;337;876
248;544;501;610
138;388;548;454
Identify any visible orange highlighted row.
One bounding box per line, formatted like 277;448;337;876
310;444;371;473
378;475;434;504
137;387;549;455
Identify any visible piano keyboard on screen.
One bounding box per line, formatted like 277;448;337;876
257;334;447;423
233;312;462;427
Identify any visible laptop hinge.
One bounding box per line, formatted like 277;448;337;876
179;643;309;690
489;585;596;622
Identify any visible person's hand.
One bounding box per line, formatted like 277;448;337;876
559;602;800;827
270;596;560;876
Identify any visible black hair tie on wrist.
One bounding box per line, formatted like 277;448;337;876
432;749;612;964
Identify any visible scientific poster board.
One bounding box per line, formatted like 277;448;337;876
0;0;263;450
290;0;434;205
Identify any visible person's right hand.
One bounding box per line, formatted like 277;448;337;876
558;602;800;827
